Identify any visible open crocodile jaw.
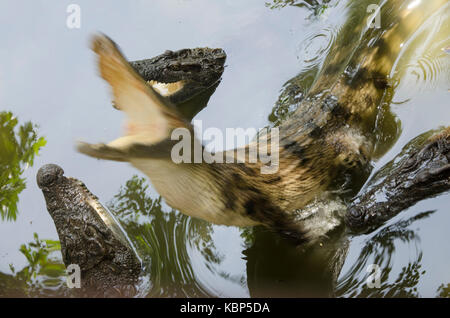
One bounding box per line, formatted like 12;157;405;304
37;164;142;297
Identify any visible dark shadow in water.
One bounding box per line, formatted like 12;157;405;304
244;225;349;297
336;211;434;297
0;111;46;221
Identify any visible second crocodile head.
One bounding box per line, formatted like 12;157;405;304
37;164;142;297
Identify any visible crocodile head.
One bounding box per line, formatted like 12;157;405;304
347;128;450;231
37;164;142;297
129;45;226;120
130;47;226;105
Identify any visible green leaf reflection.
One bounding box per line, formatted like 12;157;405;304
0;111;46;221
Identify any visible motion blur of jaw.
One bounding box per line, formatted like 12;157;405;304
171;120;280;174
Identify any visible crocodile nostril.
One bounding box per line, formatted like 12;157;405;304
348;206;362;219
37;164;64;188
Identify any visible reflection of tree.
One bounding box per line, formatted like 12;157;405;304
0;233;67;297
107;175;223;297
336;211;434;297
0;111;46;221
436;283;450;298
265;0;333;17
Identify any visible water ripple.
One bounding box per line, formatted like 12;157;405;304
296;26;338;66
408;40;450;88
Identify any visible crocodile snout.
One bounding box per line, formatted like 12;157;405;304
37;164;64;188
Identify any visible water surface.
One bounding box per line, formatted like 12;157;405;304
0;0;449;297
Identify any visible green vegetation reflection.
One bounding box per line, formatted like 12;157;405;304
0;233;66;297
0;111;46;221
265;0;334;17
336;211;434;297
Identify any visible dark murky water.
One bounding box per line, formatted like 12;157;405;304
0;0;449;297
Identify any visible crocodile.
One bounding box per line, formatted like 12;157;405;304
129;46;226;120
76;0;448;244
37;163;142;297
347;127;450;232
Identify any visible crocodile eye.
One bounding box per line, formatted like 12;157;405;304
36;164;64;188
